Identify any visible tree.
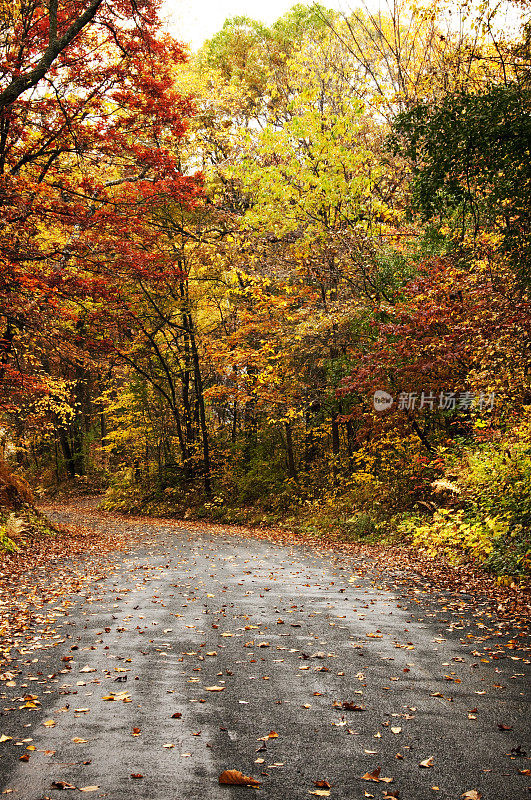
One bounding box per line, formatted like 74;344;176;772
0;0;200;473
390;84;531;286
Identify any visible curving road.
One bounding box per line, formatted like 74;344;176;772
0;505;529;799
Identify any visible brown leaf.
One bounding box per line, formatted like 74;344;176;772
419;757;434;768
130;774;143;779
219;770;261;787
204;686;225;692
461;792;482;800
497;723;513;731
314;780;331;789
361;768;381;782
51;781;77;790
171;712;182;719
342;702;365;711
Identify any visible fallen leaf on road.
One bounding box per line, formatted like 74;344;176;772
51;781;76;790
0;735;12;743
72;738;88;744
314;781;331;789
130;774;143;779
219;770;261;787
419;758;434;768
461;792;482;800
204;686;225;692
101;692;130;702
79;788;100;793
497;723;513;731
43;720;56;728
361;768;381;782
308;791;330;797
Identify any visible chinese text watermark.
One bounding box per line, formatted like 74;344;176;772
373;390;495;412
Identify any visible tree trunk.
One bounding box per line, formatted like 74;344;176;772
331;408;340;482
187;316;212;498
57;426;76;479
284;421;298;482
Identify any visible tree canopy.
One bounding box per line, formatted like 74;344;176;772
1;0;530;577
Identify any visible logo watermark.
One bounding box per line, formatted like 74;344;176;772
373;390;495;412
373;390;394;411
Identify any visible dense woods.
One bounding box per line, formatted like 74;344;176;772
1;0;530;578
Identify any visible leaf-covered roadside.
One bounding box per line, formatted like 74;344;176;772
2;500;527;673
0;508;144;668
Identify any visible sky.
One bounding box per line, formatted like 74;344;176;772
162;0;524;52
162;0;355;50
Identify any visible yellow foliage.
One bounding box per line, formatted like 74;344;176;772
406;510;508;564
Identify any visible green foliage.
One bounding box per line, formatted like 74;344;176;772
390;84;531;284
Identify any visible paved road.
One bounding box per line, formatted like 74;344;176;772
0;506;529;799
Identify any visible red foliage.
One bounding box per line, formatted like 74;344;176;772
341;257;530;442
0;0;201;412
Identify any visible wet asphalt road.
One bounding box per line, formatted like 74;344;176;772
0;507;529;800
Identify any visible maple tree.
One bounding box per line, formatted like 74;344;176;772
0;0;200;472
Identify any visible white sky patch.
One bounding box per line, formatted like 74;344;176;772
162;0;362;50
162;0;525;53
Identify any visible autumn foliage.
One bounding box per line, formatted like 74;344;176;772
1;1;530;577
